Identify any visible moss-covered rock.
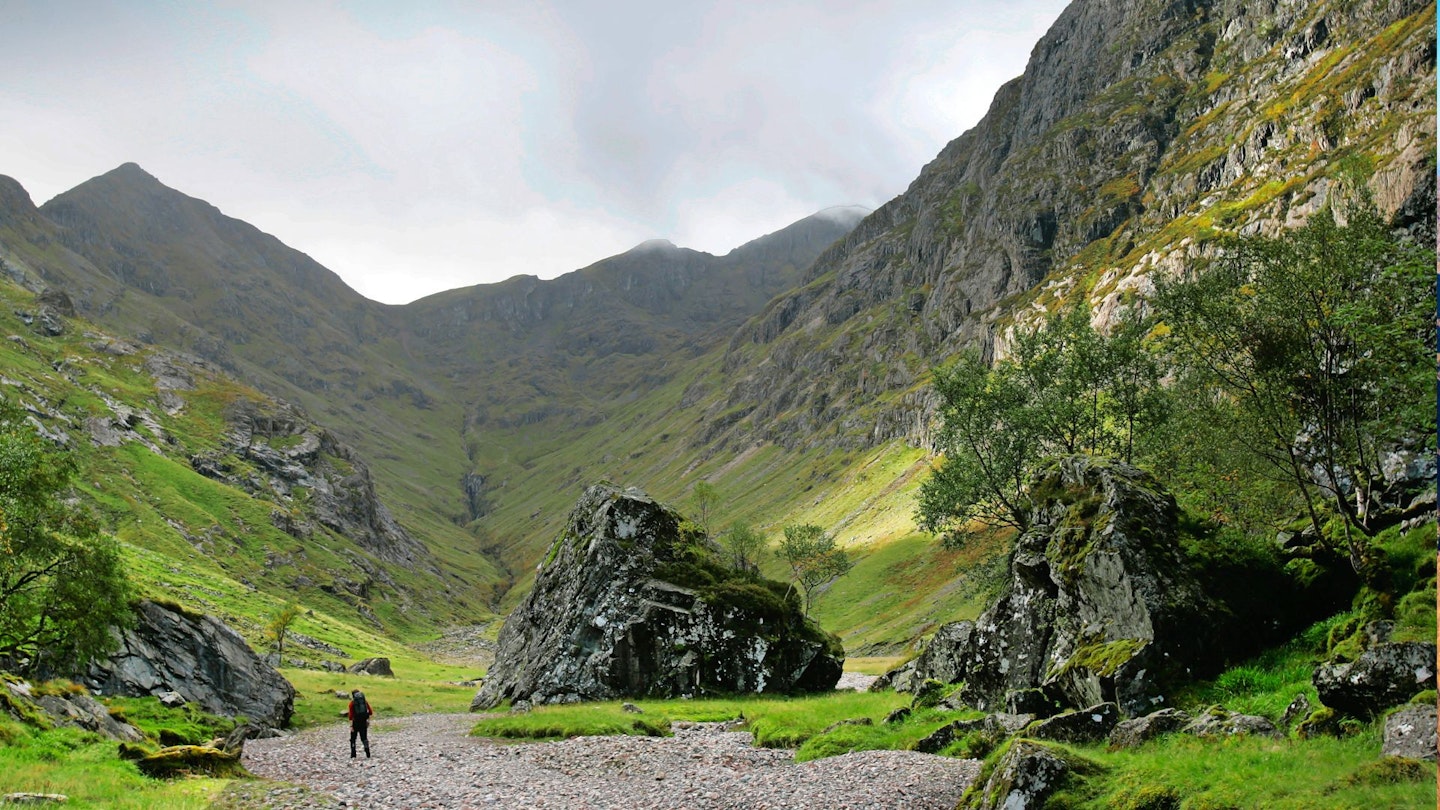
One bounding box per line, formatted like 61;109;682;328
907;456;1219;716
960;739;1100;810
136;744;248;778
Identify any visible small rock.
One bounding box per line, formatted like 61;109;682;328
157;691;187;708
1182;706;1280;738
820;717;873;734
1109;707;1191;748
622;702;643;714
349;657;395;677
966;740;1072;810
883;706;912;724
1382;703;1438;761
1025;702;1120;744
1;793;68;805
1279;693;1310;729
1314;642;1438;717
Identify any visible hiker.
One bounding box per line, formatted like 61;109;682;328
348;689;373;758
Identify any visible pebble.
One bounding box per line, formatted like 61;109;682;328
240;713;979;809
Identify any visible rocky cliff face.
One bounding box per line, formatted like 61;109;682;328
473;484;843;709
191;397;436;576
710;0;1435;452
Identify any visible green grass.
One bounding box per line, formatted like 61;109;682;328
0;726;228;809
470;690;909;750
1174;643;1317;722
102;696;234;747
283;667;479;730
1045;726;1435;808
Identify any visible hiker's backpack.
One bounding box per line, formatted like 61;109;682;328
353;694;369;723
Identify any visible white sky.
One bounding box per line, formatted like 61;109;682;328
1;1;1068;304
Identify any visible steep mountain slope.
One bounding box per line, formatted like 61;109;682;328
0;164;862;610
709;0;1435;452
0;271;474;641
0;0;1430;657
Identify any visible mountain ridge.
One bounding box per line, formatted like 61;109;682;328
0;0;1431;647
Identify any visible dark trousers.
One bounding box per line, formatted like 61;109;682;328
351;722;370;757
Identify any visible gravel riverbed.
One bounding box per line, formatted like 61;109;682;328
240;712;981;809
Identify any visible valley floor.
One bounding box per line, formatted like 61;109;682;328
233;713;980;809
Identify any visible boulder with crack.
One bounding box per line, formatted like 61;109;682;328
88;600;295;728
472;483;843;709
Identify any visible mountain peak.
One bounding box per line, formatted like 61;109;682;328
0;175;38;218
808;205;870;228
102;162;163;187
628;238;680;254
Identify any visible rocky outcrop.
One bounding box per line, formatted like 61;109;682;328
1314;641;1438;717
707;0;1435;454
191;398;435;575
472;484;843;709
88;600;295;728
890;456;1215;715
2;680;144;742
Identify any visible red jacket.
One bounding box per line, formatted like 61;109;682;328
348;699;373;724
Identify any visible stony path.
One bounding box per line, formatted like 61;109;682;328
239;713;981;809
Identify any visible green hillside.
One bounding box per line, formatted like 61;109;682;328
0;0;1431;667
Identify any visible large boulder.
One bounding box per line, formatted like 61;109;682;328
88;600;295;728
908;456;1216;715
472;484;843;710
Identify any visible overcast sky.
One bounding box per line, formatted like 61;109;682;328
3;1;1068;304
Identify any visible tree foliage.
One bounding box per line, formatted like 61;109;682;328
1154;206;1435;559
719;523;765;572
917;302;1166;547
690;481;719;540
775;524;852;616
265;601;302;658
0;400;131;674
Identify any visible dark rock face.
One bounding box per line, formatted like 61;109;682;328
1314;641;1438;717
191;399;434;575
472;484;843;709
88;600;295;728
896;456;1213;715
707;0;1435;455
1382;703;1438;761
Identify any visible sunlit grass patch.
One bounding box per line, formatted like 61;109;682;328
0;725;228;810
470;689;910;750
1045;725;1435;808
283;667;478;730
